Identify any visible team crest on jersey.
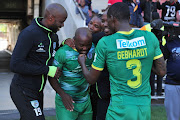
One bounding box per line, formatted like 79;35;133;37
116;36;146;49
30;100;39;108
87;53;92;59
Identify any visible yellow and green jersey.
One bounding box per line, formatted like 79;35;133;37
92;29;163;105
53;44;95;103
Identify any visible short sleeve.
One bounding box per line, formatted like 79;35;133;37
52;48;66;69
92;38;107;71
150;32;163;60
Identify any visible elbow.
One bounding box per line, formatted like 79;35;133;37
86;77;97;85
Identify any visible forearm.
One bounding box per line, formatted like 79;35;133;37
81;63;98;84
48;77;65;96
152;57;166;77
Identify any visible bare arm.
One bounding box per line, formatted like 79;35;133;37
78;54;101;84
48;77;74;111
152;57;166;77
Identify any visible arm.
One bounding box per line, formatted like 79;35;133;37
10;30;60;77
102;5;111;12
48;77;74;111
10;30;48;75
152;57;166;77
76;6;80;14
78;54;101;84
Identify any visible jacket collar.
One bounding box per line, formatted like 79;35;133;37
35;17;52;33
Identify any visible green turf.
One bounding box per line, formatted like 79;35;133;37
45;105;167;120
151;105;167;120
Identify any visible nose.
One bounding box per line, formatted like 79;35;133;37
104;21;108;27
82;46;88;51
89;25;94;31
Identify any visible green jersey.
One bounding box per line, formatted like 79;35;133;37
53;44;95;103
92;29;163;105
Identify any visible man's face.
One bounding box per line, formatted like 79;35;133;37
101;13;113;36
88;16;102;34
50;13;67;33
74;35;92;55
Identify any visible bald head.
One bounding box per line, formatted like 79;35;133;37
75;27;92;40
44;3;67;18
42;3;67;33
74;27;92;54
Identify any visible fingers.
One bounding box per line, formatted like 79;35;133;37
64;99;74;112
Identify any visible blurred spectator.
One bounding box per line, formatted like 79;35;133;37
140;12;164;96
76;0;91;25
157;0;180;21
162;26;180;120
85;0;93;17
102;0;123;12
88;15;103;120
92;9;99;17
127;0;144;27
140;0;158;24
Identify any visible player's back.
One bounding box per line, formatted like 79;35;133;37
98;29;162;105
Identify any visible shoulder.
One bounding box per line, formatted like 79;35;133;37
56;45;69;55
21;25;43;37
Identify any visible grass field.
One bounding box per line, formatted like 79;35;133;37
46;105;167;120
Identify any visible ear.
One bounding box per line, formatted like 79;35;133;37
48;15;55;23
112;16;118;23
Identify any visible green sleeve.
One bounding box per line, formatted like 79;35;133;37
52;48;66;69
92;38;107;71
150;32;163;60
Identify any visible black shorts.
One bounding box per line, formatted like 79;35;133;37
10;81;45;120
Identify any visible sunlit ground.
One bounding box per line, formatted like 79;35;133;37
0;38;7;51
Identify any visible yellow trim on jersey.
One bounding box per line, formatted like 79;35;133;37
153;54;163;60
117;29;134;35
73;48;77;51
92;64;104;71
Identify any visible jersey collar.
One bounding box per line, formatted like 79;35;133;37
116;29;134;35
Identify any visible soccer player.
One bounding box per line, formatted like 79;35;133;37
49;27;95;120
78;2;166;120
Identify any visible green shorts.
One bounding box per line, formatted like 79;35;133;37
106;104;151;120
55;95;92;120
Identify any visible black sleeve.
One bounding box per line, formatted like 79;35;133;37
156;1;162;9
10;30;49;75
161;43;170;60
92;32;105;46
176;2;180;10
140;0;146;10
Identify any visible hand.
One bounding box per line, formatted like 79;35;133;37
78;54;87;66
54;67;62;79
102;9;106;12
64;38;75;48
61;92;75;111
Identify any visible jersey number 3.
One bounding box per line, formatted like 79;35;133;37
126;59;142;88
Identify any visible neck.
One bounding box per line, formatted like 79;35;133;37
41;18;49;28
115;21;132;32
